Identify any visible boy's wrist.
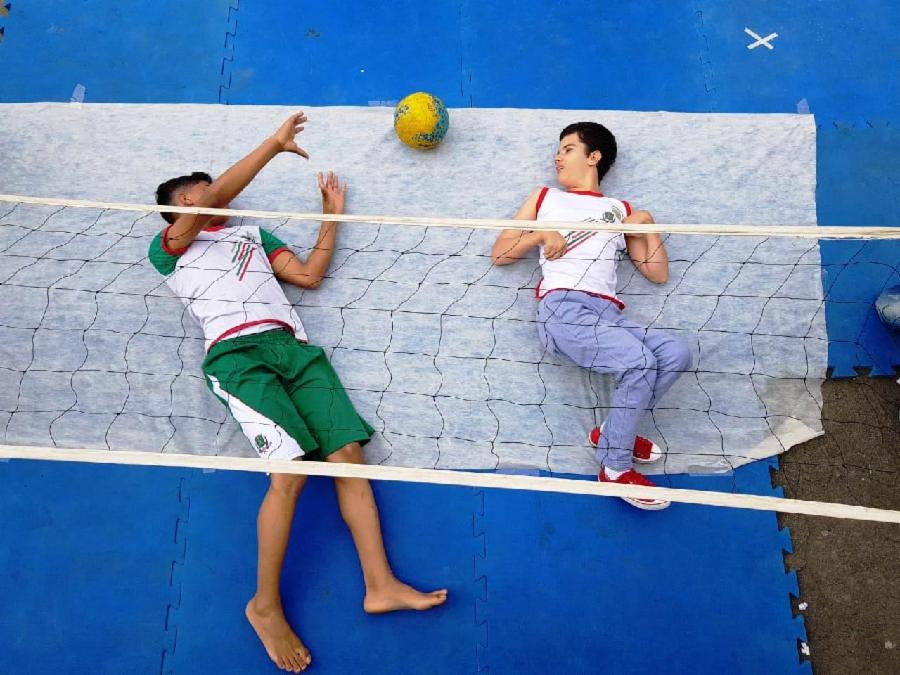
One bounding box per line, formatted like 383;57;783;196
265;135;287;153
322;202;345;216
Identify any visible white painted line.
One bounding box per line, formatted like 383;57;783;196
745;27;779;50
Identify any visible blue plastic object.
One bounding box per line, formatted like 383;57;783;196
876;285;900;330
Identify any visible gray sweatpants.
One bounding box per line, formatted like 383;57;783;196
537;291;693;471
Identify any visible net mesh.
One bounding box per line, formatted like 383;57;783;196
3;199;892;480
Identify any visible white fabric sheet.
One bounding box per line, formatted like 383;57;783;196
0;103;823;474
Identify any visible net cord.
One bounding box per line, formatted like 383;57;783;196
1;444;898;524
2;194;899;239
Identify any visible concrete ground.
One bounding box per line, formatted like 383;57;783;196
774;375;900;674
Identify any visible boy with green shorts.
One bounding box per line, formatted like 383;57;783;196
149;113;447;673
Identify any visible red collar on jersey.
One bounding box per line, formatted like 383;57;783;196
567;189;605;197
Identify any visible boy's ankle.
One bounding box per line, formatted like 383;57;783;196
363;573;399;593
249;595;283;614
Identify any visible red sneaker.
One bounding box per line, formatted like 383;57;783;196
588;425;662;464
598;468;671;510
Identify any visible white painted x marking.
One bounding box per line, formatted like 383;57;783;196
744;27;778;50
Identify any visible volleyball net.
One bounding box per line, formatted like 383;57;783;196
1;195;898;521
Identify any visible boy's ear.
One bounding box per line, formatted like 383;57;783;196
588;150;601;166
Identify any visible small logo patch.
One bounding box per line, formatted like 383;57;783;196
602;211;617;223
254;434;270;452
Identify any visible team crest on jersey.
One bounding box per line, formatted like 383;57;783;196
602;211;617;223
254;434;271;453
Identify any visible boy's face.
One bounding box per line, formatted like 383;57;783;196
555;133;600;189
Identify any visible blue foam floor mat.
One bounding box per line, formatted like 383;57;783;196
478;464;809;674
694;0;900;121
1;458;808;674
0;461;189;674
5;1;896;118
226;2;708;110
817;125;900;376
0;1;228;103
168;472;479;674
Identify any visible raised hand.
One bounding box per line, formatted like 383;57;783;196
273;112;309;158
318;171;347;215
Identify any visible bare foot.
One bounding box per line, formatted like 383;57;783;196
363;578;449;614
245;597;312;672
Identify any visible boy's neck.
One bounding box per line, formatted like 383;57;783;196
566;176;602;194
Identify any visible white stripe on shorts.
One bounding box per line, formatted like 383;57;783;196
207;375;305;461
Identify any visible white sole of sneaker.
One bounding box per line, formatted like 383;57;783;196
622;496;671;511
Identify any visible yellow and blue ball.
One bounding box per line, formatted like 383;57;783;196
393;92;449;149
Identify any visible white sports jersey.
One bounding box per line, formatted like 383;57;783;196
149;224;307;351
535;187;631;304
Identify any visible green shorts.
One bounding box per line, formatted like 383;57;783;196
202;329;374;461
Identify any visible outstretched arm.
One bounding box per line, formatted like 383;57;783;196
625;210;669;283
491;189;566;265
164;112;309;252
271;171;346;289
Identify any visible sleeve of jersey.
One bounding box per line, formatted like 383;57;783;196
535;186;550;217
620;200;633;217
259;228;292;263
148;229;182;276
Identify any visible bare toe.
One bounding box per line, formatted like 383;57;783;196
246;597;311;671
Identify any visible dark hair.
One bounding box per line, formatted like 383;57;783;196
155;172;212;224
559;122;617;182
